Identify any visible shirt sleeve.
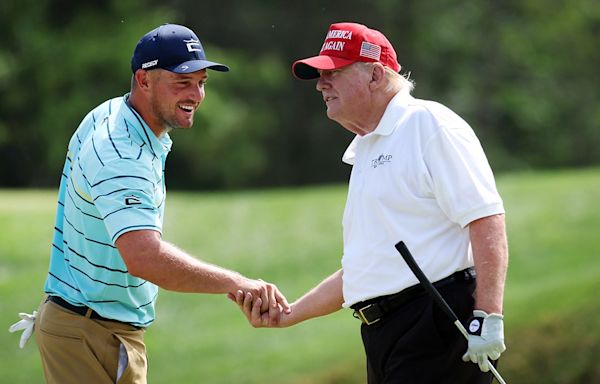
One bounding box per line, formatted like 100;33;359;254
423;124;505;228
90;158;163;243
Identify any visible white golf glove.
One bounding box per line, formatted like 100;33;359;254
8;311;37;349
462;310;506;372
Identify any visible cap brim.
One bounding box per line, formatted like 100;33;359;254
166;60;230;74
292;56;355;80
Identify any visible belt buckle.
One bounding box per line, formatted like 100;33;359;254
354;304;380;325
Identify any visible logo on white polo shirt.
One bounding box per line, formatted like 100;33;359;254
371;154;392;168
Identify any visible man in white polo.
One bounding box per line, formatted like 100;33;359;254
233;22;508;384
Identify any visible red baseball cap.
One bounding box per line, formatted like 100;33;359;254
292;22;400;80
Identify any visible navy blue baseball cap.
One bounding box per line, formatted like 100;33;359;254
131;24;229;74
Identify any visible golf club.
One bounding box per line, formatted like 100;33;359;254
394;241;507;384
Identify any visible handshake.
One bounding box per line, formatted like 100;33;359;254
227;278;293;328
226;269;342;329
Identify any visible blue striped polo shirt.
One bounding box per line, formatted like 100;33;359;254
44;93;172;327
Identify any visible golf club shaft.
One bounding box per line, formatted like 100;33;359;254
394;241;507;384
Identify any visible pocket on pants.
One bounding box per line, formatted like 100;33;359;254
117;343;128;381
114;332;147;384
37;327;113;383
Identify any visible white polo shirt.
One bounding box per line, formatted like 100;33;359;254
341;90;504;308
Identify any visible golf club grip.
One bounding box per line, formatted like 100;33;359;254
394;241;460;322
395;241;507;384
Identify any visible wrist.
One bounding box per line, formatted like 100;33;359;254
224;271;247;294
473;309;504;320
279;302;303;327
467;310;504;335
474;305;503;315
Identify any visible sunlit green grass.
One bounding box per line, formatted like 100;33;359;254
500;169;600;327
1;167;599;383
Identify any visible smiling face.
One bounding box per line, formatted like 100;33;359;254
145;69;208;134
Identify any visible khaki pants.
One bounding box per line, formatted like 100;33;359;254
35;298;147;384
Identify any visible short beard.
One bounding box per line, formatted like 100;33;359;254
149;90;180;134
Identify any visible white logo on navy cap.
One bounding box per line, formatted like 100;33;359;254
141;59;158;69
184;38;202;53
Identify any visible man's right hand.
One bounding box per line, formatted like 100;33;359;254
232;279;291;326
229;269;344;329
228;289;292;328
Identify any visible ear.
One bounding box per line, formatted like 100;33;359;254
369;63;386;89
134;69;151;91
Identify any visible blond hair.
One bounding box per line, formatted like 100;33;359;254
385;67;414;94
355;62;414;94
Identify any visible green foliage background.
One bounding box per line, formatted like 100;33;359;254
1;0;599;381
1;0;599;188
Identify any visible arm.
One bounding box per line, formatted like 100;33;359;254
116;229;289;313
469;213;508;314
463;213;508;372
235;269;345;328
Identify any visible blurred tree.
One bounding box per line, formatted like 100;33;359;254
166;50;286;189
0;0;599;189
408;0;600;170
168;0;421;187
492;0;600;168
0;0;175;187
164;0;600;187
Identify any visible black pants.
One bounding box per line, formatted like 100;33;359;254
360;280;496;384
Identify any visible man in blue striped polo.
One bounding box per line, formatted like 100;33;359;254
22;24;290;383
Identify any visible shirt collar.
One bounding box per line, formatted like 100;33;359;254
342;90;413;165
366;90;413;137
122;93;172;157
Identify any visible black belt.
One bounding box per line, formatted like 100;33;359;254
47;295;139;329
351;267;476;325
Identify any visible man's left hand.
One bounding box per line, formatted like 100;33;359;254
462;310;506;372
